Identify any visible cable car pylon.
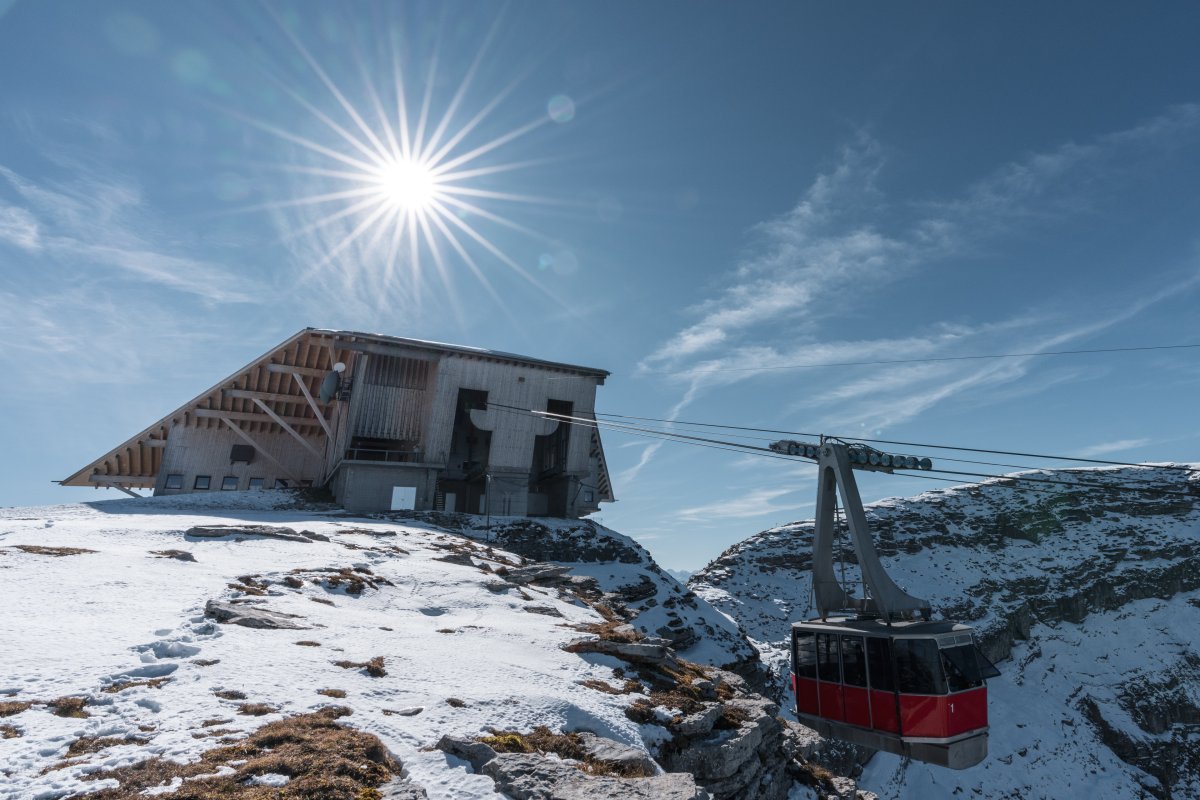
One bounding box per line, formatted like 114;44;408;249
772;436;1000;770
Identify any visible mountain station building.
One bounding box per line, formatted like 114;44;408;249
61;328;614;517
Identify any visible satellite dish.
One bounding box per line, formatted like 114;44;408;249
319;369;341;404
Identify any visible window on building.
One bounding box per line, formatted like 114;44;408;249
221;476;239;491
247;478;264;490
275;478;290;489
300;479;313;487
164;474;183;490
194;475;211;490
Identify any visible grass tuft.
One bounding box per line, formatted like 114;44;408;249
295;640;322;647
82;706;396;799
103;677;171;694
0;700;31;717
11;545;96;557
333;656;387;677
47;696;89;718
318;689;347;698
237;703;276;716
214;690;247;701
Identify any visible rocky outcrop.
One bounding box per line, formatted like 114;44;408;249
435;735;709;799
203;599;307;629
690;464;1200;794
186;524;330;543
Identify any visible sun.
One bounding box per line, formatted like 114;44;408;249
375;157;440;212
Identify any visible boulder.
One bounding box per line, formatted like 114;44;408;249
435;735;497;771
204;600;307;630
186;525;329;543
377;777;429;798
574;732;658;777
561;638;676;667
481;752;710;800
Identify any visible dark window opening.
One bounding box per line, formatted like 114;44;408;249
841;636;867;687
866;637;895;692
221;476;239;491
894;638;946;695
248;478;264;490
230;444;255;464
194;475;211;491
275;478;290;489
816;633;841;683
164;474;183;490
794;631;817;679
446;389;491;513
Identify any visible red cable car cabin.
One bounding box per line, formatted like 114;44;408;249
790;618;1000;769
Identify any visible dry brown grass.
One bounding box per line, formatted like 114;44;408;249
192;658;220;667
103;677;171;694
11;545;96;557
295;640;322;647
82;706;398;800
1;724;20;738
310;597;335;606
317;689;347;698
201;719;230;727
67;735;149;757
214;690;247;701
333;656;387;677
237;703;276;716
290;566;393;596
0;700;31;717
580;678;643;695
572;619;643;643
47;696;89;718
445;697;466;708
480;726;654;778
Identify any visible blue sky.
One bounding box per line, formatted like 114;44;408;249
2;1;1199;570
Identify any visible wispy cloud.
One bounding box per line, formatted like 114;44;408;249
1075;438;1151;458
0;163;262;304
678;487;811;522
630;104;1200;475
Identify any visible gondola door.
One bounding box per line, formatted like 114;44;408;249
815;632;844;721
840;635;872;728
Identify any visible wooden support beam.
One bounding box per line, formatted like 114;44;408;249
89;474;156;487
224;389;306;404
217;416;303;482
193;408;314;427
291;372;334;438
251;398;322;458
115;487;144;499
266;363;327;378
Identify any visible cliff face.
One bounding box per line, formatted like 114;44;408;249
688;465;1200;799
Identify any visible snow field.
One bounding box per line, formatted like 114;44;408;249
0;499;659;799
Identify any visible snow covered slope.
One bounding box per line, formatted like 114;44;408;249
0;494;755;799
689;465;1200;799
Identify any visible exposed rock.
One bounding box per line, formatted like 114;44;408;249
481;752;710;800
562;637;676;668
204;600;307;630
186;524;330;543
377;777;430;798
574;731;658;777
501;564;574;586
436;734;498;771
